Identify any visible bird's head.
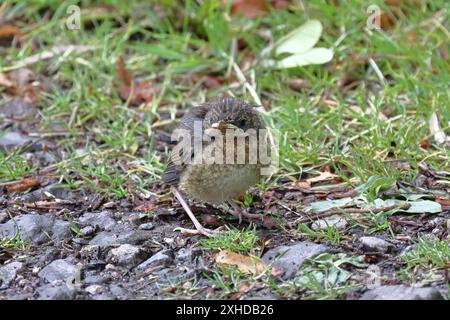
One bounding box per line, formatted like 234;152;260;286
203;97;264;133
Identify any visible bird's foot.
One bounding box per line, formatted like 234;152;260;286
173;226;220;237
228;201;263;224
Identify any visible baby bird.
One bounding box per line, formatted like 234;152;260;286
163;97;267;236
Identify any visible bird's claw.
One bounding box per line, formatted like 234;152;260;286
173;226;222;237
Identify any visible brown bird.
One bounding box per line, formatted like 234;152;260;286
163;97;267;236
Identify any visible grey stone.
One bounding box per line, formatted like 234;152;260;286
116;230;153;245
137;250;172;271
0;214;53;244
84;274;111;285
80;245;100;259
0;214;71;244
85;284;105;295
89;232;119;247
109;284;128;299
360;236;392;253
51;220;72;241
0;262;24;287
79;226;95;236
38;259;77;283
138;222;154;230
20;185;76;203
79;211;116;231
0;211;8;223
108;244;144;267
37;283;76;300
0;131;32;148
360;285;443;300
175;248;200;264
262;242;328;279
312;215;347;231
1;98;37;120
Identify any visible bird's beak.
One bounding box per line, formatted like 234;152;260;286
211;121;238;130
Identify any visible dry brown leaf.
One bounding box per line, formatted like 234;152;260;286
0;68;42;103
201;214;223;228
287;78;311;91
0;24;24;45
270;0;292;9
379;11;396;30
6;178;40;193
116;57;153;106
0;72;14;87
306;171;339;184
116;57;133;86
229;0;268;18
296;171;341;189
435;197;450;207
215;250;266;275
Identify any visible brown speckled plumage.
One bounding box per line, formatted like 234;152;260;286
163;97;265;204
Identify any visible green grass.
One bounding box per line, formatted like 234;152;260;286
0;151;34;182
278;253;366;299
199;226;260;254
1;0;448;191
400;238;450;282
297;223;343;246
0;230;31;251
0;0;449;299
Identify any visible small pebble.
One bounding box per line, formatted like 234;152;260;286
138;222;154;230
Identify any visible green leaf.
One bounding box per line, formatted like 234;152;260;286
309;197;354;213
275;48;333;69
406;200;442;213
355;175;396;200
275;20;323;55
373;199;442;214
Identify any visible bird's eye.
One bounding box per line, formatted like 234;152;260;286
238;119;246;127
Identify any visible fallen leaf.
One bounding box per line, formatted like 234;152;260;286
434;197;450;207
0;72;14;87
275;20;323;55
261;215;276;229
0;24;24;46
229;0;268;18
201;214;223;228
270;0;291;9
420;139;430;149
215;250;266;275
297;171;341;189
116;57;133;86
307;171;340;184
133;201;156;213
379;11;396;30
116;57;153;106
274;47;333;69
287;78;311;91
1;68;42;103
118;80;153;106
374;199;442;214
6;178;40;193
309;197;355;213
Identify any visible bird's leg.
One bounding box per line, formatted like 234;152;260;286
172;187;216;237
227;201;243;224
228;201;263;223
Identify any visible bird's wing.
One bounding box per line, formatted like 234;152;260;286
162;104;210;186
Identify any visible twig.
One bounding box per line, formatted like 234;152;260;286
1;45;101;72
